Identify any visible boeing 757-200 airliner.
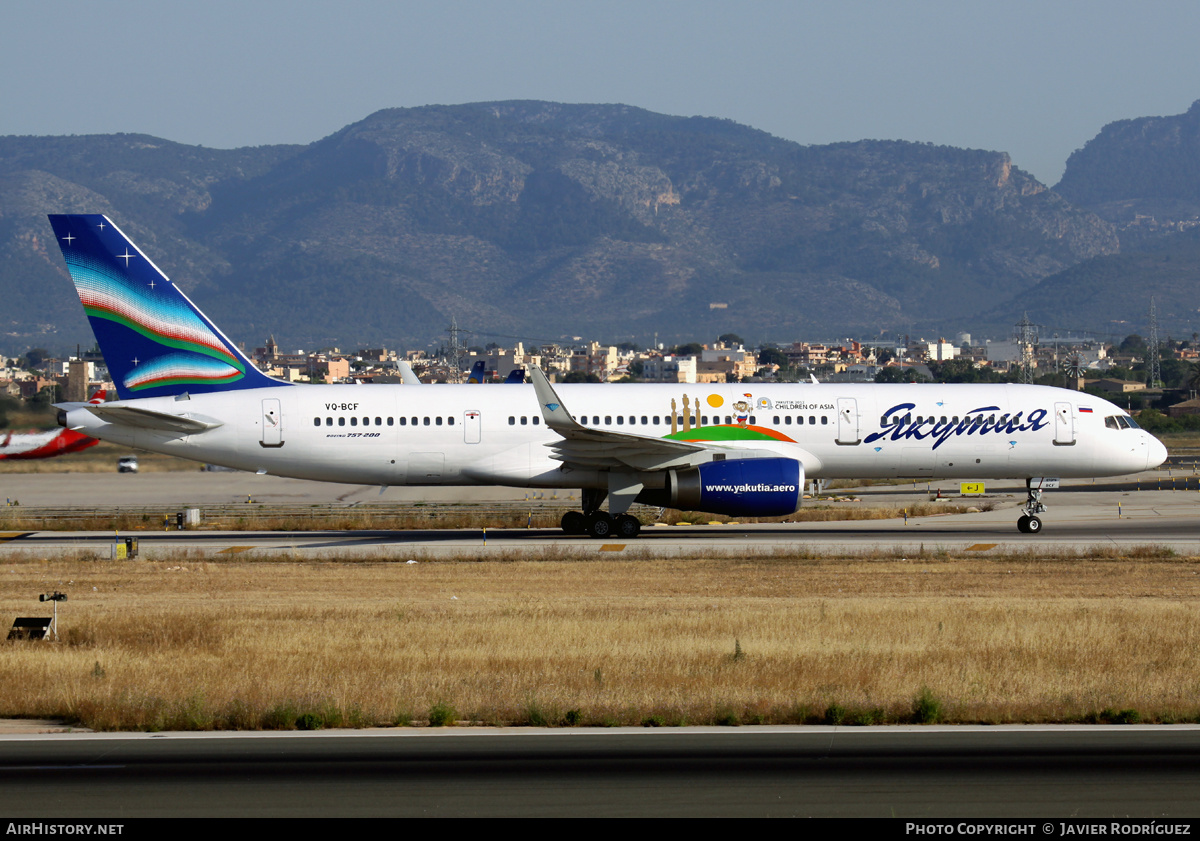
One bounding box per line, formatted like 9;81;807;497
47;215;1166;538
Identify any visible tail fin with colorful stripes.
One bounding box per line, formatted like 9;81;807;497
48;215;287;400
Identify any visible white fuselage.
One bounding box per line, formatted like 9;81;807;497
62;381;1165;489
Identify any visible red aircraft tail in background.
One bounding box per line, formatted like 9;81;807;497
0;390;105;461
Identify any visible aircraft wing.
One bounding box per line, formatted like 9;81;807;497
529;367;753;471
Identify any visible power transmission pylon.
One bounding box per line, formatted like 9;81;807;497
1148;298;1163;388
1013;313;1039;385
447;316;465;383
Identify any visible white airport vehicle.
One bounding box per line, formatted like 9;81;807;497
48;215;1167;538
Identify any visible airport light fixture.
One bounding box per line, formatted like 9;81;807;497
37;591;67;641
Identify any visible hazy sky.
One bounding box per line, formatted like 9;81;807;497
4;0;1199;185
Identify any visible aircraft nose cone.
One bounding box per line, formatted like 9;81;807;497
1146;434;1168;470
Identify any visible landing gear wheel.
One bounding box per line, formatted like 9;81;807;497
586;512;615;539
613;514;641;539
1016;515;1043;534
561;511;586;535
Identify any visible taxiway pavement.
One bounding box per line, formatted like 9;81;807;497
2;726;1200;817
2;469;1196;557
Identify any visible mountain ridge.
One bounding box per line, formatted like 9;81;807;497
0;101;1132;353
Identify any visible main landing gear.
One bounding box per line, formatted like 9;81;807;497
560;488;642;539
1017;480;1046;534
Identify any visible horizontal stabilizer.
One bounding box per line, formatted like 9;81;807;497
86;404;224;433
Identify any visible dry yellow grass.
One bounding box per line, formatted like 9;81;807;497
2;548;1198;730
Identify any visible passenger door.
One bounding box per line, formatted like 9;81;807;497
836;398;861;445
260;398;284;448
1054;402;1075;446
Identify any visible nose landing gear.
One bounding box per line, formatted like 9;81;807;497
1017;481;1046;534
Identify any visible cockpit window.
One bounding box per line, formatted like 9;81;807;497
1105;415;1139;430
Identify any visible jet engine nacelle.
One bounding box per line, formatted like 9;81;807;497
637;457;804;517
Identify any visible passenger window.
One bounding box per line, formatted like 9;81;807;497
641;416;648;425
605;416;612;425
423;417;430;426
821;416;828;425
448;417;455;425
436;417;443;426
773;416;780;425
338;417;345;427
616;417;623;425
509;416;515;425
532;417;539;425
350;417;358;427
313;418;320;427
520;417;527;425
387;417;394;426
326;418;332;426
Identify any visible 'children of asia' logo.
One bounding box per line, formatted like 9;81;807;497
865;403;1050;451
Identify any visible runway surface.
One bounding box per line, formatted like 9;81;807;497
2;726;1199;817
2;469;1198;556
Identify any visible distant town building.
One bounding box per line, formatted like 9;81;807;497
640;355;697;383
1088;378;1147;394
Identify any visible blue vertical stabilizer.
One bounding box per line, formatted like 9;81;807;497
48;215;288;400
